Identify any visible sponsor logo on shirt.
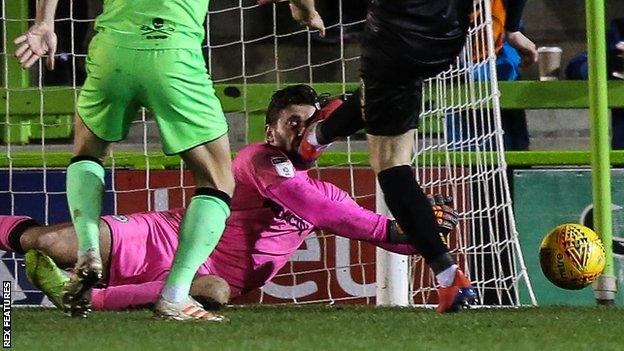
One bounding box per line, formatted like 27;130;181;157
111;215;129;223
263;199;311;231
271;157;295;178
140;18;175;40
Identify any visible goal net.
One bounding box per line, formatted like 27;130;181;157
0;0;535;307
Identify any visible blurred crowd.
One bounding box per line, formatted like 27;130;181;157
566;17;624;150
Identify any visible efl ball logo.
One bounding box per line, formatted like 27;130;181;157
539;224;606;290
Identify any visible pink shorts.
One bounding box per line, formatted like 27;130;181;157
102;209;249;298
102;209;209;285
0;215;35;252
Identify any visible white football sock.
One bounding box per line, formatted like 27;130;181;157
436;264;458;287
161;284;191;303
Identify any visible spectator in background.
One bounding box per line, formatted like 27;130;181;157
502;0;537;67
499;28;532;151
447;0;537;151
566;17;624;150
495;0;537;151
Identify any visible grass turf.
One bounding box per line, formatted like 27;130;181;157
12;305;624;351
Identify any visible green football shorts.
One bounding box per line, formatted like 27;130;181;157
77;34;228;155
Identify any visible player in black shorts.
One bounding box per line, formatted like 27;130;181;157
300;0;536;313
299;0;477;313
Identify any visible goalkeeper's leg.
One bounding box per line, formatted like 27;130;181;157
88;275;230;311
0;216;112;313
17;221;112;271
155;135;233;322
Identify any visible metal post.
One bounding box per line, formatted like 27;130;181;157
4;0;30;88
585;0;616;304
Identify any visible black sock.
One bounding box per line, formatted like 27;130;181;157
70;155;104;167
317;90;365;144
194;187;232;207
8;219;38;254
377;165;454;274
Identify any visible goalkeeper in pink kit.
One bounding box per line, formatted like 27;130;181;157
0;85;458;312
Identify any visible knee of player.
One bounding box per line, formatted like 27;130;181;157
190;275;231;309
220;171;236;197
221;174;235;198
195;175;235;198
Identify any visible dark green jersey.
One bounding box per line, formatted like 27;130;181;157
95;0;209;49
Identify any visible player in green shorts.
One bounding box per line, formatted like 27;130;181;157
14;0;325;321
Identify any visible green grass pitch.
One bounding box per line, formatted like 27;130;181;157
12;305;624;350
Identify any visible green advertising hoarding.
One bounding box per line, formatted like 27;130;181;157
514;169;624;305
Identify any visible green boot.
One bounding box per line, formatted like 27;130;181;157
25;250;69;311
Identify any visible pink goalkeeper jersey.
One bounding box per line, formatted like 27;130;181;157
203;143;418;296
93;143;418;309
205;143;356;295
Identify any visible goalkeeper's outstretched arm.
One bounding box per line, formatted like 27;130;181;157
14;0;59;69
262;177;460;256
263;176;417;256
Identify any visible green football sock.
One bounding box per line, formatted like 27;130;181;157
66;160;105;254
162;195;230;302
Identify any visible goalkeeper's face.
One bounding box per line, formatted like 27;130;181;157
266;103;316;155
